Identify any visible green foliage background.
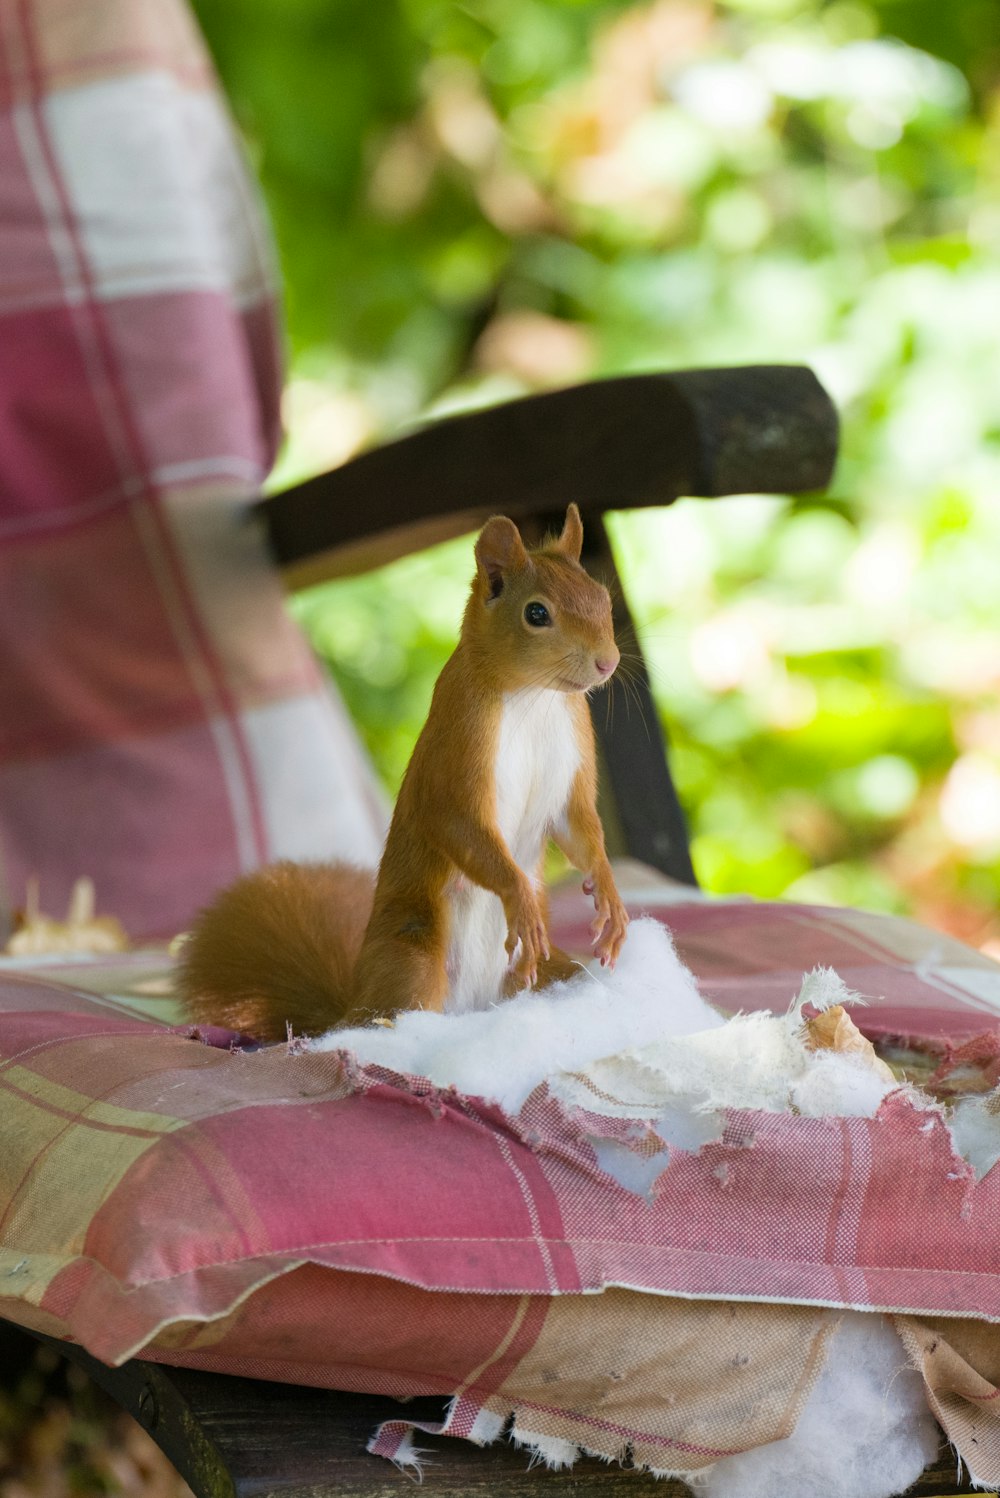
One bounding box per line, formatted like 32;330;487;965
192;0;1000;947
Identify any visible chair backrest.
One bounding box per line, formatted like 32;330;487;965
0;0;388;942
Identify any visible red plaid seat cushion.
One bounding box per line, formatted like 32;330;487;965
3;893;1000;1479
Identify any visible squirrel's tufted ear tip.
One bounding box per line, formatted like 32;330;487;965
558;503;584;562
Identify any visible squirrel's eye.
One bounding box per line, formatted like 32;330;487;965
524;601;551;628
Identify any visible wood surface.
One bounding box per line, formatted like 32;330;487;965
0;1322;986;1498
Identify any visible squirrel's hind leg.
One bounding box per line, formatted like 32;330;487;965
503;944;580;996
537;945;583;987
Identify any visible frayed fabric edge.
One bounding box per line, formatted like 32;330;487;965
506;1422;689;1477
367;1420;439;1478
367;1399;506;1475
368;1398;717;1482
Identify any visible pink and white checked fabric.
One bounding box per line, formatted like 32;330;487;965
0;0;386;940
3;894;1000;1368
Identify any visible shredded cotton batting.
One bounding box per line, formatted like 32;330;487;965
311;916;901;1122
309;915;942;1498
312;916;723;1111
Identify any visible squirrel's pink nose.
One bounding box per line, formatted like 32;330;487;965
595;651;619;679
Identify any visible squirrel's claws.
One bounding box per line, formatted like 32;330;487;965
590;906;610;943
595;912;628;968
504;883;550;990
586;865;628;970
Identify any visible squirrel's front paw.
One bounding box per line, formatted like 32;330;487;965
586;871;629;969
504;884;550;990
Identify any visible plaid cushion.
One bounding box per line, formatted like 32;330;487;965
0;0;387;940
3;893;1000;1476
2;893;1000;1339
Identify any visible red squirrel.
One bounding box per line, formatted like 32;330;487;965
179;504;628;1040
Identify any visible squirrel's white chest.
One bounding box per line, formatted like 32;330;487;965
494;688;580;868
444;688;581;1014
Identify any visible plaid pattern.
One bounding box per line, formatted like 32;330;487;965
0;0;387;940
3;894;1000;1477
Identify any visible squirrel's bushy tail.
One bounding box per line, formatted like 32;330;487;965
178;861;375;1042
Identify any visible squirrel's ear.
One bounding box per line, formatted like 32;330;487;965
475;516;528;599
557;502;584;562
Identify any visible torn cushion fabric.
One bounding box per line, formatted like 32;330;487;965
5;997;999;1344
4;895;1000;1483
0;0;387;940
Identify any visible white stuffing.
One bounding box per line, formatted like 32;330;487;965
595;1009;899;1121
311;916;722;1112
312;916;941;1497
587;1135;675;1199
949;1092;1000;1180
693;1313;940;1498
792;1047;897;1118
548;962;900;1128
312;918;903;1122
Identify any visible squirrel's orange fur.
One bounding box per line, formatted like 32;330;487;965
179;861;373;1040
179;505;628;1040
